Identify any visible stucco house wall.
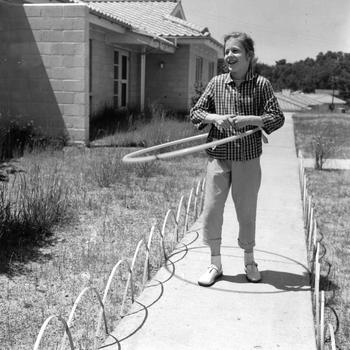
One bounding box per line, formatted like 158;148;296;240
89;26;114;114
145;45;190;111
188;43;218;100
0;3;90;143
128;51;141;110
90;25;141;115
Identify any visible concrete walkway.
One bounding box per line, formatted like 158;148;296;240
103;113;317;350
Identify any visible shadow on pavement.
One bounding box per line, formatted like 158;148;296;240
221;270;311;292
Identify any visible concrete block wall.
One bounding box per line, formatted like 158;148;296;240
0;2;89;144
145;45;190;112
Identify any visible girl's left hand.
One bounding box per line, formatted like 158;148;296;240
231;115;263;129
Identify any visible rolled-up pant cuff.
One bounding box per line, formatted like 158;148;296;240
202;237;222;253
237;238;255;251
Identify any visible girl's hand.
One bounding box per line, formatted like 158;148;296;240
231;115;263;129
204;114;235;132
214;114;236;132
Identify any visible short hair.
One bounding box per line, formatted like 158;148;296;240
224;32;255;56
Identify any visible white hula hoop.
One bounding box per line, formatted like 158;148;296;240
122;127;266;163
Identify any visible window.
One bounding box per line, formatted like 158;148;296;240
113;49;128;109
195;56;203;83
208;61;215;80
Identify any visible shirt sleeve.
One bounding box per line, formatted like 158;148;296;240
190;79;216;130
261;80;285;134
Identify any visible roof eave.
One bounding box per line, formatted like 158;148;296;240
88;7;132;30
173;36;224;57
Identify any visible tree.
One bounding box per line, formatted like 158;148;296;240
255;51;350;104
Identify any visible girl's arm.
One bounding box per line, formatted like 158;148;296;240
190;78;235;132
231;79;284;133
259;79;285;134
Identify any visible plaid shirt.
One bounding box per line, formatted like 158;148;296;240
190;69;285;160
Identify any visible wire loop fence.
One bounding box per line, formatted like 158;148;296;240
298;152;340;350
32;178;205;349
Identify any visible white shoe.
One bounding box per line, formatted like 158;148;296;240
245;262;261;283
198;264;223;287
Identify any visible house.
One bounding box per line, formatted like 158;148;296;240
0;0;223;144
275;89;347;113
305;93;346;112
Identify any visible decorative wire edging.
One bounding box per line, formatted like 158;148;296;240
298;152;340;350
33;177;206;350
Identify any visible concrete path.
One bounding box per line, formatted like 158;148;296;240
103;113;317;350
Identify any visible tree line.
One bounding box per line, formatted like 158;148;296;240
218;51;350;103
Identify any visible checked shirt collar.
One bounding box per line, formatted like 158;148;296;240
224;65;256;86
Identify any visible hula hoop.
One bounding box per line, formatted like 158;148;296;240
122;127;267;163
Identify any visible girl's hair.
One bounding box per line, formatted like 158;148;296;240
223;31;257;69
224;32;255;55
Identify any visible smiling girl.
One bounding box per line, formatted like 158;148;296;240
190;31;284;287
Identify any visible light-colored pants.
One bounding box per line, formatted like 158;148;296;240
201;157;261;253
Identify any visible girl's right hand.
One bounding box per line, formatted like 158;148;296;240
211;114;236;132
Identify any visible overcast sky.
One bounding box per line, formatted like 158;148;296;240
181;0;350;65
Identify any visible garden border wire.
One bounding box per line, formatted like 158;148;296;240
33;177;205;349
298;152;341;350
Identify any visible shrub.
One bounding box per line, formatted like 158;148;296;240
0;111;67;161
190;82;206;107
311;126;337;170
89;104;140;141
0;114;35;161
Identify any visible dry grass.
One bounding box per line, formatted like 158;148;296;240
293;113;350;159
0;146;207;349
306;168;350;348
91;117;202;148
294;113;350;347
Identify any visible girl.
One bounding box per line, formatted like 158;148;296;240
190;32;284;287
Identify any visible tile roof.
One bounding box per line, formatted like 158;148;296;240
67;0;221;46
306;94;346;104
289;92;321;106
275;93;310;112
84;1;207;38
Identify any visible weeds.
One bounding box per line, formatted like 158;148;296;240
0;161;72;247
86;150;129;188
0;146;206;349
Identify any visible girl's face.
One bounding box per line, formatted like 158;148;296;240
224;38;252;78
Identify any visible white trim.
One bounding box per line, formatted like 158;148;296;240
106;32;176;54
89;13;126;34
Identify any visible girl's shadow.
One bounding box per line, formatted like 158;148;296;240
221;269;337;292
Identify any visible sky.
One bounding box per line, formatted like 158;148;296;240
181;0;350;65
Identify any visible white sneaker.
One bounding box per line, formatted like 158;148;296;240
245;262;261;283
198;264;223;287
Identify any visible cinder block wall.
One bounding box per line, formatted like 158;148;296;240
0;3;89;144
145;45;190;112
